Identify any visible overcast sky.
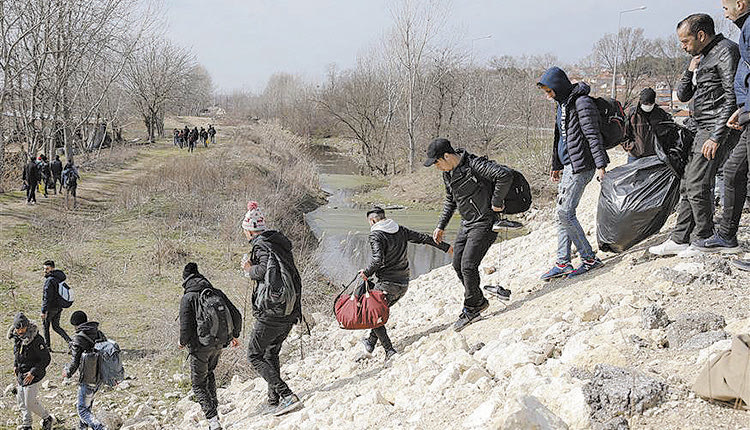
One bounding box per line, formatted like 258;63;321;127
164;0;727;92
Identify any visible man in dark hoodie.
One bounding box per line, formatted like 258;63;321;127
50;155;63;194
179;262;242;430
41;260;71;350
241;201;304;416
8;313;54;430
62;311;106;430
200;127;209;148
189;127;199;153
22;156;40;205
537;66;609;281
425;138;514;332
650;14;740;258
357;206;452;361
622;88;674;163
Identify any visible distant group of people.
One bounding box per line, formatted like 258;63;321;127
22;155;80;209
173;124;216;152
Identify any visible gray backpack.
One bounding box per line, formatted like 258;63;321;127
80;333;125;387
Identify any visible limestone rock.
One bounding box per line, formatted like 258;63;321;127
641;304;669;330
666;312;726;349
41;380;56;390
579;294;606;322
655;267;695;285
679;330;729;350
3;384;15;397
462;399;500;428
502;396;569;430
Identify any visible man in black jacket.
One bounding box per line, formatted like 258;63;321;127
357;206;451;360
62;311;106;430
425;138;513;332
623;88;674;163
41;260;71;350
50;155;63;194
537;66;608;281
651;14;740;258
179;262;241;430
241;201;303;416
8;313;54;430
22;156;40;204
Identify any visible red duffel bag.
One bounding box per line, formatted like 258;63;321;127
334;277;389;330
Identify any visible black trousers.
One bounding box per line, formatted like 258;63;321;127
367;281;408;351
43;307;71;348
248;321;293;404
26;181;37;203
189;347;222;420
452;223;497;310
718;126;750;239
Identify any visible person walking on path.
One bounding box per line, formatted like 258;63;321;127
357;206;452;361
41;260;72;351
189;127;199;153
62;311;107;430
179;262;242;430
8;313;54;430
622;88;674;163
241;201;304;416
650;14;741;258
62;160;80;209
23;156;40;205
200;127;209;148
537;66;609;281
425;138;514;332
38;155;51;198
50;155;62;195
208;125;216;145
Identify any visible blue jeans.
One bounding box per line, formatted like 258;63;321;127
77;383;104;430
556;165;596;264
627;155;639;164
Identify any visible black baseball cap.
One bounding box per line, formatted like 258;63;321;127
423;138;455;167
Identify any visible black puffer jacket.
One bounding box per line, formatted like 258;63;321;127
8;322;50;386
363;219;450;284
248;230;303;325
65;321;106;383
437;150;514;230
23;160;40;184
179;274;242;350
42;269;66;313
677;34;739;145
50;159;62;178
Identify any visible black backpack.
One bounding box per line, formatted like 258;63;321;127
503;169;532;215
195;288;235;348
255;251;297;318
592;97;626;150
63;169;78;188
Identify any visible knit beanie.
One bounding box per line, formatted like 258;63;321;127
70;311;88;326
183;262;200;280
13;312;29;329
639;87;657;105
242;201;267;232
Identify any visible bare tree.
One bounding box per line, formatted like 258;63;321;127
653;35;689;110
593;27;652;103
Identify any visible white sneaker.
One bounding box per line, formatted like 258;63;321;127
677;245;703;258
649;239;688;256
208;416;222;430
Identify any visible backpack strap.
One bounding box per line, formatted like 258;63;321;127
77;332;96;350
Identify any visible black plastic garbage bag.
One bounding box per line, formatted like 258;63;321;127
597;156;681;253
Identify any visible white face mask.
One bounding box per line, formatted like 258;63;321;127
641;104;655;113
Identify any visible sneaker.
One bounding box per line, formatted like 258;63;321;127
274;394;303;416
693;233;741;254
384;348;398;362
492;218;524;232
255;402;279;416
207;415;222;430
42;416;54;430
731;258;750;272
483;285;511;301
677;245;703;258
540;263;574;281
649;239;689;256
453;300;489;333
361;337;375;354
568;257;604;278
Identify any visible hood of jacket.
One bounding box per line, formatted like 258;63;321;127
565;82;592;104
7;322;39;346
45;269;66;283
75;321;100;338
371;218;399;234
182;273;211;293
539;67;574;103
251;230;292;254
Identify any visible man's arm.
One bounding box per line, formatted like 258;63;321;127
29;335;50;382
576;96;608;170
248;245;269;281
677;69;696;102
221;291;243;339
64;339;83;377
363;233;385;278
179;295;196;347
711;46;740;143
405;227;450;252
41;279;51;314
470;157;514;209
436;177;456;230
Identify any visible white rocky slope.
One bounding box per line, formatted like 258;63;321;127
172;161;750;430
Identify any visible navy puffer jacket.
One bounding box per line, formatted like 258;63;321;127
540;67;609;173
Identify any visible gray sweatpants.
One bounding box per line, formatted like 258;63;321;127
17;382;49;426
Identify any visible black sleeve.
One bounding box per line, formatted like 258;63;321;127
437;176;457;230
29;335;50;381
552;116;564;172
41;279;52;313
404;227;451;252
65;337;85;377
711;45;740;143
363;232;385;278
471;157;514;209
677;69;695;102
179;294;196;347
575;96;608;169
249;245;269;281
221;291;243;339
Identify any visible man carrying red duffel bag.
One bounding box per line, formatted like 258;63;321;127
356;206;452;363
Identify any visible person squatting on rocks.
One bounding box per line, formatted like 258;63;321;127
23;156;40;205
50;155;63;195
62;311;107;430
697;0;750;272
357;206;452;361
41;260;72;351
622;88;674;164
8;313;55;430
424;138;513;332
650;14;741;258
179;262;242;430
241;201;304;416
62;160;80;209
536;66;609;281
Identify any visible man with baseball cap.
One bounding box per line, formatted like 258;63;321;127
425;138;513;332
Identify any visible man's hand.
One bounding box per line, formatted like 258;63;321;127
728;108;742;130
596;168;606;182
242;260;252;273
702;139;720;160
230;338;240;348
433;228;444;244
178;343;184;350
491;205;504;213
358;270;368;281
448;245;454;256
551;170;562;183
40;313;46;321
23;372;34;385
688;55;701;72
